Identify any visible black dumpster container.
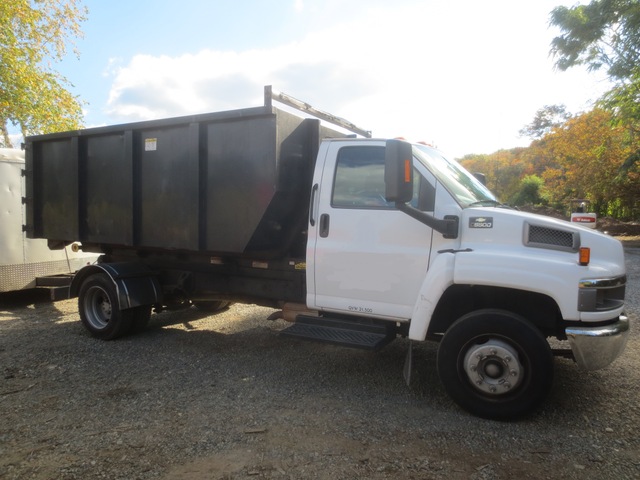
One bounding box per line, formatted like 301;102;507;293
26;103;344;258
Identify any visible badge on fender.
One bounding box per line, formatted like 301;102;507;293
469;217;493;228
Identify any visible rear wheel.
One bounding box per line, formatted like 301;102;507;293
78;273;133;340
437;309;554;420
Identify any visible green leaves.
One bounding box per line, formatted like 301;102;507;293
550;0;640;79
510;175;548;207
519;105;572;140
0;0;87;147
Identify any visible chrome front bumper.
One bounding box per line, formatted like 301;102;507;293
566;315;630;371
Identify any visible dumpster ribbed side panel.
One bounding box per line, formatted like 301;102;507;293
34;138;79;241
138;124;200;250
205;116;277;253
84;133;134;245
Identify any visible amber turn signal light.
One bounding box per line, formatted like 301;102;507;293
579;247;590;266
404;159;411;183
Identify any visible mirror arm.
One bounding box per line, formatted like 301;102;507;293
395;203;459;239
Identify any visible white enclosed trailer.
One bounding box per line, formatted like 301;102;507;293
0;148;97;297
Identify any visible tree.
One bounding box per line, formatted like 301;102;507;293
519;105;572;139
541;108;637;216
459;148;527;202
549;0;640;80
510;175;548;207
0;0;87;147
462;106;640;219
599;69;640;138
550;0;640;172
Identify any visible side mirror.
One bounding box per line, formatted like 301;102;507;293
385;139;413;204
473;172;486;186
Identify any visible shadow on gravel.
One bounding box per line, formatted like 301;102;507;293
0;289;54;308
0;289;68;326
144;307;228;331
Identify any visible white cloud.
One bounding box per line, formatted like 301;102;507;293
105;1;610;158
102;57;123;77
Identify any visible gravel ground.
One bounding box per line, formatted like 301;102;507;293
1;245;639;480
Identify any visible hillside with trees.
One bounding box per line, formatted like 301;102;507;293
460;107;640;220
461;0;640;221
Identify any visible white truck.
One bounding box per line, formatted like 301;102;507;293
25;86;628;419
0;148;97;297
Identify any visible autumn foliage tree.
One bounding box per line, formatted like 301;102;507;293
550;0;640;171
458;1;640;220
459;148;529;204
541;109;631;214
0;0;87;147
460;108;640;219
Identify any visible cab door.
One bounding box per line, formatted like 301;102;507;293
307;141;435;320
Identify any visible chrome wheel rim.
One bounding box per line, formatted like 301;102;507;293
83;286;112;330
463;339;523;396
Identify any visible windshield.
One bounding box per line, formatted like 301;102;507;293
413;144;497;208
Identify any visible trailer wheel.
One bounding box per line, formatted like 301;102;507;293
437;309;553;420
78;273;133;340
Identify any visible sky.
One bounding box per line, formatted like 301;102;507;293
19;0;611;158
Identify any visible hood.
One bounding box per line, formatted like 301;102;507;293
459;207;624;275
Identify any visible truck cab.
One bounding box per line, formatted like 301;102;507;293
305;137;627;419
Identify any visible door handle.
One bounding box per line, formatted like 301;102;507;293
319;213;330;238
309;184;319;226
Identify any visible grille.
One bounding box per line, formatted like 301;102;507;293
525;224;579;252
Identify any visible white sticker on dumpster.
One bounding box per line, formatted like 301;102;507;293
145;138;157;151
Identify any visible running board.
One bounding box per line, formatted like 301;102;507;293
280;315;396;350
35;274;73;301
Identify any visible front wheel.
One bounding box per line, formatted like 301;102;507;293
437;309;554;420
78;273;133;340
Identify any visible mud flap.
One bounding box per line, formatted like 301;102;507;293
403;340;413;386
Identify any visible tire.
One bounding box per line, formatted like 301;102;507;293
78;273;133;340
192;300;231;312
437;309;554;420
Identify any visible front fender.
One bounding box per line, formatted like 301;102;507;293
453;248;581;320
409;253;455;341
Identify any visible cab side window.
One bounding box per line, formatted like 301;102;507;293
332;146;435;211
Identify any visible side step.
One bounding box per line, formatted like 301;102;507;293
35;274;73;301
280;315;396;350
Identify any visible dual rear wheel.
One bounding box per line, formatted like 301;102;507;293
77;273;227;340
78;274;151;340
